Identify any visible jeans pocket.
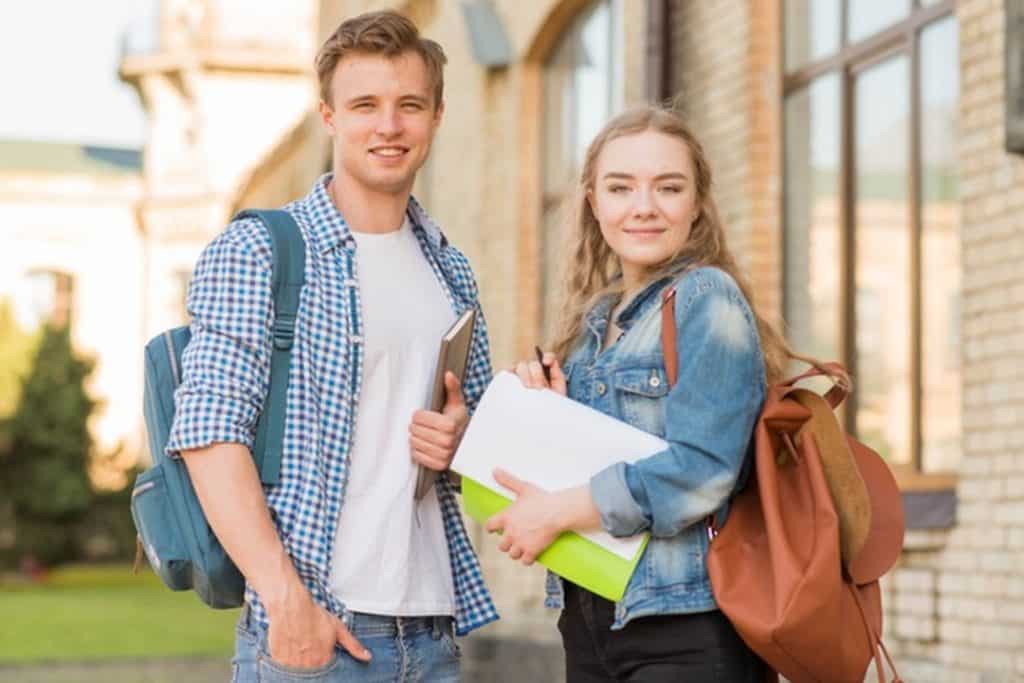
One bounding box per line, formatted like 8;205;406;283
258;650;340;681
231;622;259;683
439;625;462;659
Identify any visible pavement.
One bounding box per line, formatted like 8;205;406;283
0;637;565;683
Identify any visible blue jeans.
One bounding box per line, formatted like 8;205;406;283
232;605;461;682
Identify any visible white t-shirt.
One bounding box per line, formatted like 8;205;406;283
329;217;457;616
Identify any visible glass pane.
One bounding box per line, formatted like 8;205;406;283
848;0;911;43
784;74;842;392
854;55;911;466
544;0;614;188
784;0;841;71
542;0;618;336
920;16;960;473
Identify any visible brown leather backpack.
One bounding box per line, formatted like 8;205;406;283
660;288;905;683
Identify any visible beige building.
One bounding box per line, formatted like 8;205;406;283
0;142;146;487
3;0;1022;680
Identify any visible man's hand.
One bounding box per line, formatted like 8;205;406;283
181;443;371;666
266;590;371;667
409;371;469;471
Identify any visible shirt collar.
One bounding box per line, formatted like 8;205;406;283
615;276;675;331
302;173;448;254
405;194;449;251
584;295;614;339
582;275;676;339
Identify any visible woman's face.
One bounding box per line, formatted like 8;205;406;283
588;130;699;290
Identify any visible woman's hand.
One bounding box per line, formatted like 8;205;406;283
508;351;567;396
485;469;601;566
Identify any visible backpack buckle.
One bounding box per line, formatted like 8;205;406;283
272;316;295;350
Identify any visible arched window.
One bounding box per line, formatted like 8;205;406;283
540;0;622;336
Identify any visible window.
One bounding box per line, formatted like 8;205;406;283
783;1;959;478
15;270;75;330
540;0;622;336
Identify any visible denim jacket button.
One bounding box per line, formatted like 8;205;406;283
649;376;661;388
596;382;607;396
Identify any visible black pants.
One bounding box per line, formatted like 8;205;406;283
558;582;765;683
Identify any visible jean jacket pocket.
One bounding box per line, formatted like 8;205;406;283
613;366;669;435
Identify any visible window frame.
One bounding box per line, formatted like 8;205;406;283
538;0;623;336
782;0;958;488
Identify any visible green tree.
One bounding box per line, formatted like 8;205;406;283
0;299;40;418
0;324;97;566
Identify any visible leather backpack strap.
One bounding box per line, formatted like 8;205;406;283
849;583;903;683
660;285;721;538
781;362;850;409
660;287;678;386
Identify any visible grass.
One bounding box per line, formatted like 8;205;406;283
0;564;239;663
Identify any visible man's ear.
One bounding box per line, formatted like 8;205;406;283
433;99;445;128
319;101;335;135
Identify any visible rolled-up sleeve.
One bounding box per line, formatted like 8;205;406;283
590;270;767;538
165;221;274;457
590;463;649;537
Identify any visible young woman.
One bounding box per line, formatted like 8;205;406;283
485;106;797;681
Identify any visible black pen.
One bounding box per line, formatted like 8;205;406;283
534;345;552;384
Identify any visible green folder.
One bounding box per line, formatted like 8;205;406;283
462;477;649;603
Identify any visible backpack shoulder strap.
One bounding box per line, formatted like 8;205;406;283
660;287;678;387
232;209;306;486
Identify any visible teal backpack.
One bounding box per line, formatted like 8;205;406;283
131;209;305;608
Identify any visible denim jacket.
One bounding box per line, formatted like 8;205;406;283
544;266;767;629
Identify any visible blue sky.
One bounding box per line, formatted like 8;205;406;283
0;0;154;148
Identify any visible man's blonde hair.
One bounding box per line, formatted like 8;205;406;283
315;10;447;109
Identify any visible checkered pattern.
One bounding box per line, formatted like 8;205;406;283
166;174;498;635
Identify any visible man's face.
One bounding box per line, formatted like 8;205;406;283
320;51;442;197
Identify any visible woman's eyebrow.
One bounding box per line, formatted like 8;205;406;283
600;172;689;181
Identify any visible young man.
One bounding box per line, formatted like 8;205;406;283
166;11;497;682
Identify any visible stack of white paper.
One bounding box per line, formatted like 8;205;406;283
452;372;668;599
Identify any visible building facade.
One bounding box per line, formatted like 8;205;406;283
0;143;146;488
655;1;1023;681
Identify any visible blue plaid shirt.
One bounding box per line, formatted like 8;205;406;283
166;174;499;635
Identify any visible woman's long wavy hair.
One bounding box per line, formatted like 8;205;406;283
549;106;823;385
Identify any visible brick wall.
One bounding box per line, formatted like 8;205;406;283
669;0;753;266
885;1;1024;679
667;0;783;323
